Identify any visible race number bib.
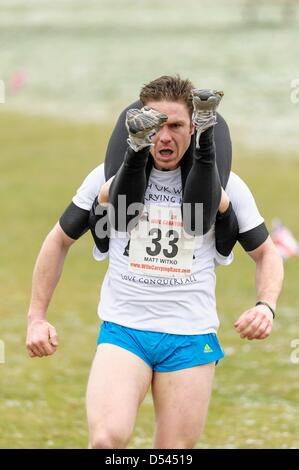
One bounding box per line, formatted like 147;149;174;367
129;206;195;278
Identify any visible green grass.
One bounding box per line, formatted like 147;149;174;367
1;110;299;448
2;0;299;153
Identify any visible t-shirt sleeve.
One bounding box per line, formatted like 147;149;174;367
72;164;106;211
215;171;268;264
225;172;264;233
59;164;106;240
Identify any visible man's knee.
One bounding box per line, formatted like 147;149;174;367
154;422;204;449
90;426;131;449
155;434;200;449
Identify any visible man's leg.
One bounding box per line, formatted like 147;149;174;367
151;363;215;449
86;344;152;449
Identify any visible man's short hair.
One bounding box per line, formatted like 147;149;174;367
140;75;194;117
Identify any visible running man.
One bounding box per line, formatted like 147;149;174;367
26;75;283;449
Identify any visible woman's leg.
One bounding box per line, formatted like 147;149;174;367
183;126;222;235
108;147;149;232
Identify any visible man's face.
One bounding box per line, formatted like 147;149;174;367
146;100;194;171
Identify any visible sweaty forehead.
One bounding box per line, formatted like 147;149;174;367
146;100;191;123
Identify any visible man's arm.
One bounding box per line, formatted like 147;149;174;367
234;236;284;340
26;223;75;358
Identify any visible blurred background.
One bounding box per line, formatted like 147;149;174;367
1;0;299;448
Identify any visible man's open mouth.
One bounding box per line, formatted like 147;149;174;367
159;149;174;156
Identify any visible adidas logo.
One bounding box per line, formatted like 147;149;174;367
203;343;213;353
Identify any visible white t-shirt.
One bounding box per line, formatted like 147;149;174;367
72;164;264;335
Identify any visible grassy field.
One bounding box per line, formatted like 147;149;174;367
1;0;299;152
1;110;299;448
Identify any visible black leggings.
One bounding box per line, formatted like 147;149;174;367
109;126;221;236
89;101;239;256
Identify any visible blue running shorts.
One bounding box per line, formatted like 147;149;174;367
97;321;224;372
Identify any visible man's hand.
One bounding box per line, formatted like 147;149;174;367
234;304;273;340
26;319;59;358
